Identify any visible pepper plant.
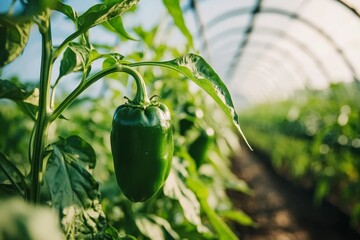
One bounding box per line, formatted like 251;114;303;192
0;0;252;239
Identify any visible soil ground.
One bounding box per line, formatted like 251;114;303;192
230;149;360;240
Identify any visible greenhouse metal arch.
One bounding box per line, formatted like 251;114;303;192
183;0;360;103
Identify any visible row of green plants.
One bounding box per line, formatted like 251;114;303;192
0;0;253;239
240;81;360;226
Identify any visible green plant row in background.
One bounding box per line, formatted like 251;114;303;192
241;81;360;226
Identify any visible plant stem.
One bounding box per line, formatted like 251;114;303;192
50;65;149;122
29;12;53;204
50;65;120;122
120;65;150;105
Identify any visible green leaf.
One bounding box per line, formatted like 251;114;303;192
187;177;238;240
103;16;137;40
0;79;39;120
0;79;33;100
102;57;117;70
225;179;252;194
149;215;180;239
0;151;26;197
58;43;90;79
162;0;193;46
135;216;165;240
133;25;159;48
52;1;77;22
77;0;139;30
209;152;252;195
88;49;102;66
58;43;115;80
104;226;118;239
51;135;96;169
102;56;124;79
135;215;180;240
220;210;256;227
15;102;38;120
164;157;208;233
0;17;32;67
130;53;252;149
44;145;106;239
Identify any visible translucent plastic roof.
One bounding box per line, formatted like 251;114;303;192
184;0;360;107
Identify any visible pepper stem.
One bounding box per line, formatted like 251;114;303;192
120;66;150;105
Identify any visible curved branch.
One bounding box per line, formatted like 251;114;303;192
50;65;119;122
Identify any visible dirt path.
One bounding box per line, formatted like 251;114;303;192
230;149;360;240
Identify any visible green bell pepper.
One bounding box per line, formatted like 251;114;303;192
110;66;173;202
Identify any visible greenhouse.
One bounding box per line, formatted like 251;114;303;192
1;0;360;239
